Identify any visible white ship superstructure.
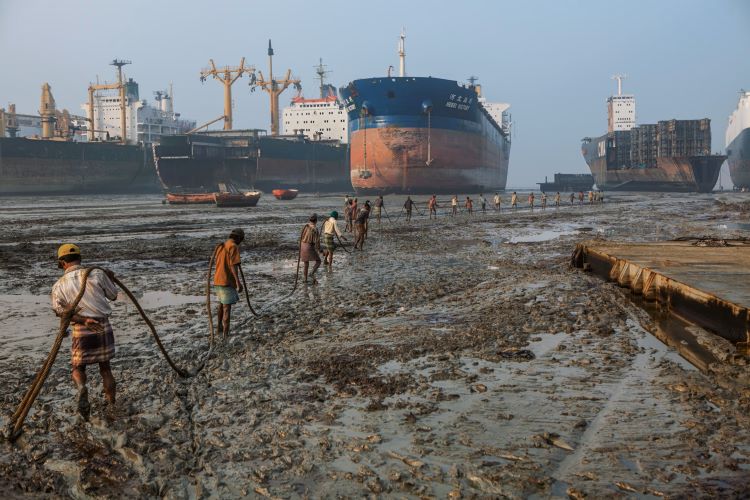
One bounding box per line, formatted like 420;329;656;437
726;90;750;147
82;79;195;144
282;92;348;143
607;75;636;132
726;90;750;189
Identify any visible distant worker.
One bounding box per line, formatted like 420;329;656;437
351;198;358;224
493;192;501;211
374;195;385;223
300;214;322;284
478;193;487;214
363;200;371;240
465;196;473;215
52;244;119;418
541;192;547;210
578;191;584;205
588;190;594;205
353;202;371;250
404;196;415;222
569;192;575;205
555;192;561;208
428;195;438;219
451;195;459;216
511;191;518;209
213;228;245;339
528;192;535;210
344;199;354;232
322;211;346;267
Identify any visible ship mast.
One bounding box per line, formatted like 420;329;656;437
200;58;254;130
253;40;301;136
398;29;406;77
315;58;331;99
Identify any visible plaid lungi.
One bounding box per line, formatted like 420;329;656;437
323;233;335;252
71;318;115;366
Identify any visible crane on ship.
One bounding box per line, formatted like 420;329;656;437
251;40;301;136
198;58;255;131
86;59;131;144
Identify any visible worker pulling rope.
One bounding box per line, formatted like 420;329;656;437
5;266;203;442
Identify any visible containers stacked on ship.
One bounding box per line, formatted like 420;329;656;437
581;77;724;192
339;32;511;195
726;90;750;189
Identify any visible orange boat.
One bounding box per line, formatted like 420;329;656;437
272;188;299;200
214;190;262;207
166;193;216;205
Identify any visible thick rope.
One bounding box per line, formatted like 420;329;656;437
6;266;201;442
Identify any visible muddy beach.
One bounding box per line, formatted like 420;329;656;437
0;192;749;498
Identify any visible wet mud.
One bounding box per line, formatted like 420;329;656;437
0;192;749;497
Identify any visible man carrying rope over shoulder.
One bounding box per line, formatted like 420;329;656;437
300;214;322;284
214;228;244;338
51;244;118;418
353;203;371;250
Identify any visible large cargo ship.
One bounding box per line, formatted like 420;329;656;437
726;90;750;189
581;77;724;193
0;64;193;195
0;137;153;195
153;130;349;193
339;32;511;195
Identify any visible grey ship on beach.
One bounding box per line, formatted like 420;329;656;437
581;77;725;193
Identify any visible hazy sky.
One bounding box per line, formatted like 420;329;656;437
1;0;748;187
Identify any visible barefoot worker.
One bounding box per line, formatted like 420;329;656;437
404;196;415;222
213;228;245;338
511;191;518;209
451;195;459;216
51;244;118;418
300;214;322;283
322;211;346;267
494;192;502;211
353;203;371;250
428;195;439;219
374;195;385;223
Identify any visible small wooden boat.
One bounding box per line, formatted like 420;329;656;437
214;190;262;207
166;193;216;205
272;189;299;200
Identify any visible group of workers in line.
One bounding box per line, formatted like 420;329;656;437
49;188;607;419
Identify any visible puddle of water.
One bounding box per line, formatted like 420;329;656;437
137;291;204;310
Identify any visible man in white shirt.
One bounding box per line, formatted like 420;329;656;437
322;211;346;267
51;244;118;417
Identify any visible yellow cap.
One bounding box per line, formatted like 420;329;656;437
57;244;81;259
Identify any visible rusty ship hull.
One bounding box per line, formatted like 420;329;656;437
0;137;158;195
340;77;510;195
153;131;350;193
581;133;724;193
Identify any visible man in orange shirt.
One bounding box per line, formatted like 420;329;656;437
214;228;244;337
